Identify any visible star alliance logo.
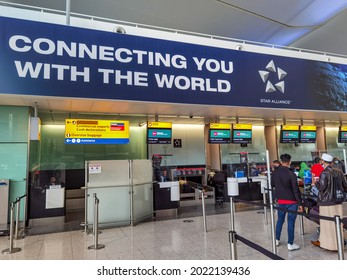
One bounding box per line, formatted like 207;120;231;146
258;60;287;93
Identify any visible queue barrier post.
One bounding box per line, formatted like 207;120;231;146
334;215;345;260
88;194;105;250
200;189;207;233
2;203;21;254
227;177;239;260
14;196;25;240
262;188;268;225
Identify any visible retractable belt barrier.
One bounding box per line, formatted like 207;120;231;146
229;230;284;260
229;197;346;260
190;182;211;233
2;194;27;255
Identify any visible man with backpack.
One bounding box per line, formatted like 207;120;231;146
311;153;347;251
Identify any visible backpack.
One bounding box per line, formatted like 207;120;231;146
318;168;346;204
331;169;346;204
303;169;312;185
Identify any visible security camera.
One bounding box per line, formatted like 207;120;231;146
189;115;193;119
114;26;126;34
235;44;244;51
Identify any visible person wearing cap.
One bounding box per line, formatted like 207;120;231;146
271;153;303;251
311;153;347;250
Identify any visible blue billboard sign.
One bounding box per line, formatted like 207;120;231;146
0;16;346;112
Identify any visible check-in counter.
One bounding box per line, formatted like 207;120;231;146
29;184;65;219
224;176;267;202
153;181;180;217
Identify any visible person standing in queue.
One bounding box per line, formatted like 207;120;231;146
272;159;281;170
271;153;304;251
311;153;347;250
311;157;324;180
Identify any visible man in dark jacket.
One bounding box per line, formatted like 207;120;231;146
311;153;347;250
271;153;303;251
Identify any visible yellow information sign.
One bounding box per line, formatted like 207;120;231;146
233;124;252;130
340;126;347;132
300;125;316;131
282;125;299;130
209;123;231;129
147;122;172;128
65;119;129;144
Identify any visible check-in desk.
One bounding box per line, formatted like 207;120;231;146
29;184;65;219
224;176;267;202
153;181;180;217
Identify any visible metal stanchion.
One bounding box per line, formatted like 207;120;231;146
88;194;105;250
201;190;207;233
227;178;239;260
262;188;268;225
2;203;21;254
229;196;237;260
334;215;344;260
82;187;89;233
299;214;304;235
14;198;24;240
266;150;277;254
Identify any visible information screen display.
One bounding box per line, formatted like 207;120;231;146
232;124;252;144
209;129;231;144
338;126;347;143
208;123;231;144
300;131;316;143
280;125;299;143
147;122;172;144
232;130;252;143
280;130;299;143
299;125;316;143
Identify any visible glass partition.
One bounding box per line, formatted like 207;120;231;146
85;159;153;227
277;126;316;163
0;106;30;221
148;124;205;166
38;125;147;171
221;126;268;177
132;159;153;223
86;160;131;226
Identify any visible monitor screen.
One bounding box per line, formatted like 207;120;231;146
299;131;316;143
232;129;252;144
208;129;231;144
147;128;172;144
280;130;299;143
338;130;347;143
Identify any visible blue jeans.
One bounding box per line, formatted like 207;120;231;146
276;203;298;245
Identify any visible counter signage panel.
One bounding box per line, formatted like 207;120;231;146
280;125;299;143
208;123;231;144
147;122;172;144
65;119;130;144
231;124;252;144
338;126;347;143
299;125;316;143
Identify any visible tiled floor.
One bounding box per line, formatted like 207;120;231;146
0;204;345;260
